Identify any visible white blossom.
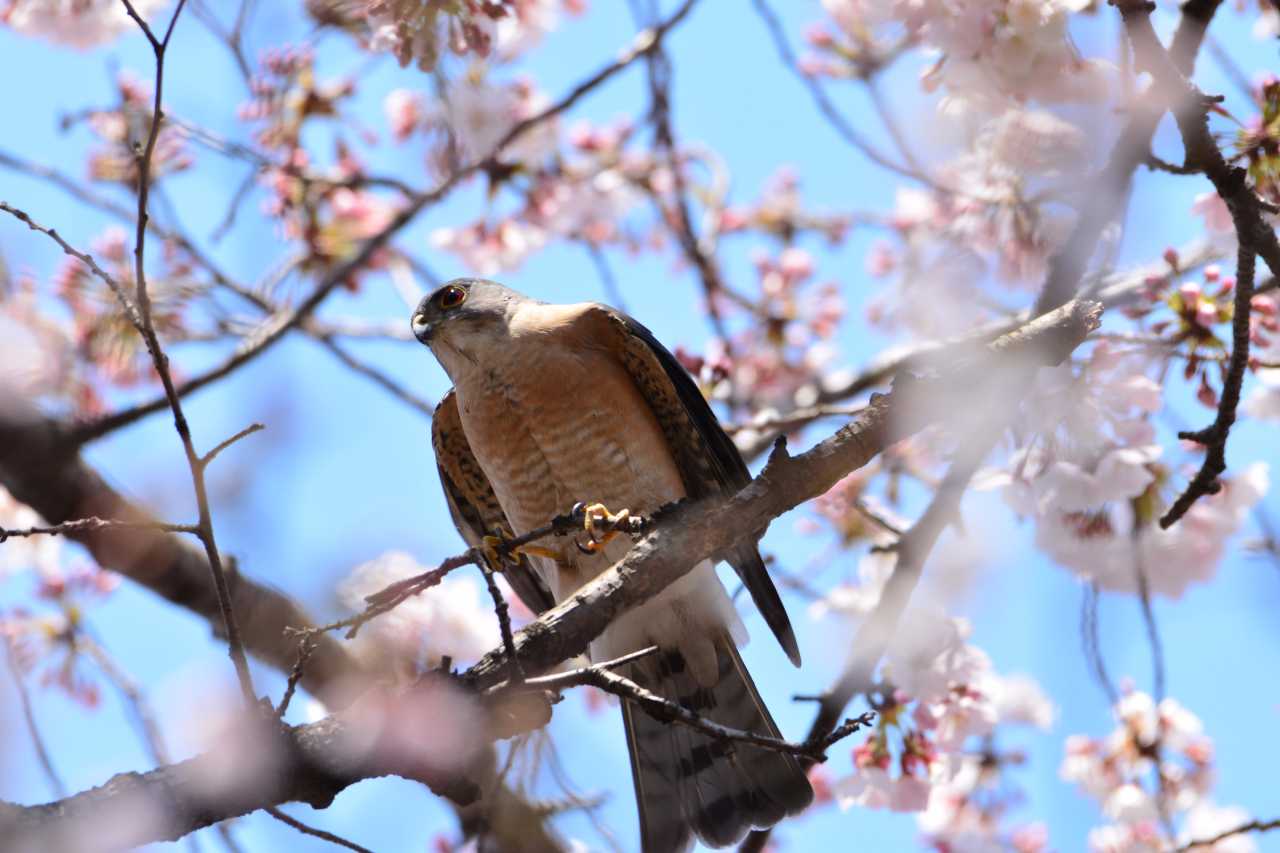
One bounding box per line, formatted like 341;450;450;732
4;0;168;49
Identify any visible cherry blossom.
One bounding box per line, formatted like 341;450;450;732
338;551;500;681
0;487;62;578
2;0;168;49
1062;689;1251;851
84;72;192;186
363;0;583;70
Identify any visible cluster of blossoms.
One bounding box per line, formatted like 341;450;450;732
1062;689;1255;852
812;0;1108;112
1;0;167;49
718;247;845;407
242;47;401;284
717;167;852;246
864;108;1088;339
1235;76;1280;206
804;0;1114;340
985;342;1268;597
80;72;193;187
0;487;119;708
410;84;652;271
1245;290;1280;420
0;227;201;416
362;0;585;71
666;168;868;414
814;588;1055;849
241;45;356;151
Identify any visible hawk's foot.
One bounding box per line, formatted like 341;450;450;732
480;534;560;566
577;502;632;554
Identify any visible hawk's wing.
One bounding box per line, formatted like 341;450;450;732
579;305;801;667
432;390;555;615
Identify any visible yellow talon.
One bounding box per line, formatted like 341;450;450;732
483;535;562;565
480;534;506;568
513;544;562;561
581;503;631;551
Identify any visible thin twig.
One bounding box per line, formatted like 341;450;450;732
644;28;734;345
1081;582;1120;705
514;663;874;761
1176;817;1280;851
276;636;317;718
1131;526;1166;703
298;504;649;642
749;0;926;182
315;337;436;419
118;0;259;705
262;807;373;853
479;558;525;684
0;201;144;327
1161;247;1257;526
4;640;67;797
725;404;864;436
202;423;265;467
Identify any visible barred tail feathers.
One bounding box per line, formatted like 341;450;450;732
621;637;813;852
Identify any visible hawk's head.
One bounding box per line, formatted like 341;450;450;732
412;278;527;375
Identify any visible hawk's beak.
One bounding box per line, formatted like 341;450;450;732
411;312;433;344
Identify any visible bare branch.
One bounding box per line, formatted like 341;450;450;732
118;0;258;706
1176;817;1280;851
0;516;198;541
514;662;875;761
1106;0;1274;525
4;640;67;798
262;807;373;853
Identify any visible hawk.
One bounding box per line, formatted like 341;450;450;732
413;278;812;851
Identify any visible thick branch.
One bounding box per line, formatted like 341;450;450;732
0;700;475;852
0;402;361;708
462;299;1101;690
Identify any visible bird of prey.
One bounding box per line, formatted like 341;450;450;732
413;278;812;851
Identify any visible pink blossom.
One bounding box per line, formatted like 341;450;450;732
430;220;549;275
1192;192;1235;236
384;88;424;141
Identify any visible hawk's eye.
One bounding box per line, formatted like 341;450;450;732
436;285;467;310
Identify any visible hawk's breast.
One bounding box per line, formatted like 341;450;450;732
451;333;687;562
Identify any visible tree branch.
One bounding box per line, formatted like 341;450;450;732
1176;817;1280;851
461;298;1101;690
1108;0;1275;525
0;403;362;708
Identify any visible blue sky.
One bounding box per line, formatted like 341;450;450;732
2;1;1279;851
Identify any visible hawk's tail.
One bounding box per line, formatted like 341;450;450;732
621;637;813;852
